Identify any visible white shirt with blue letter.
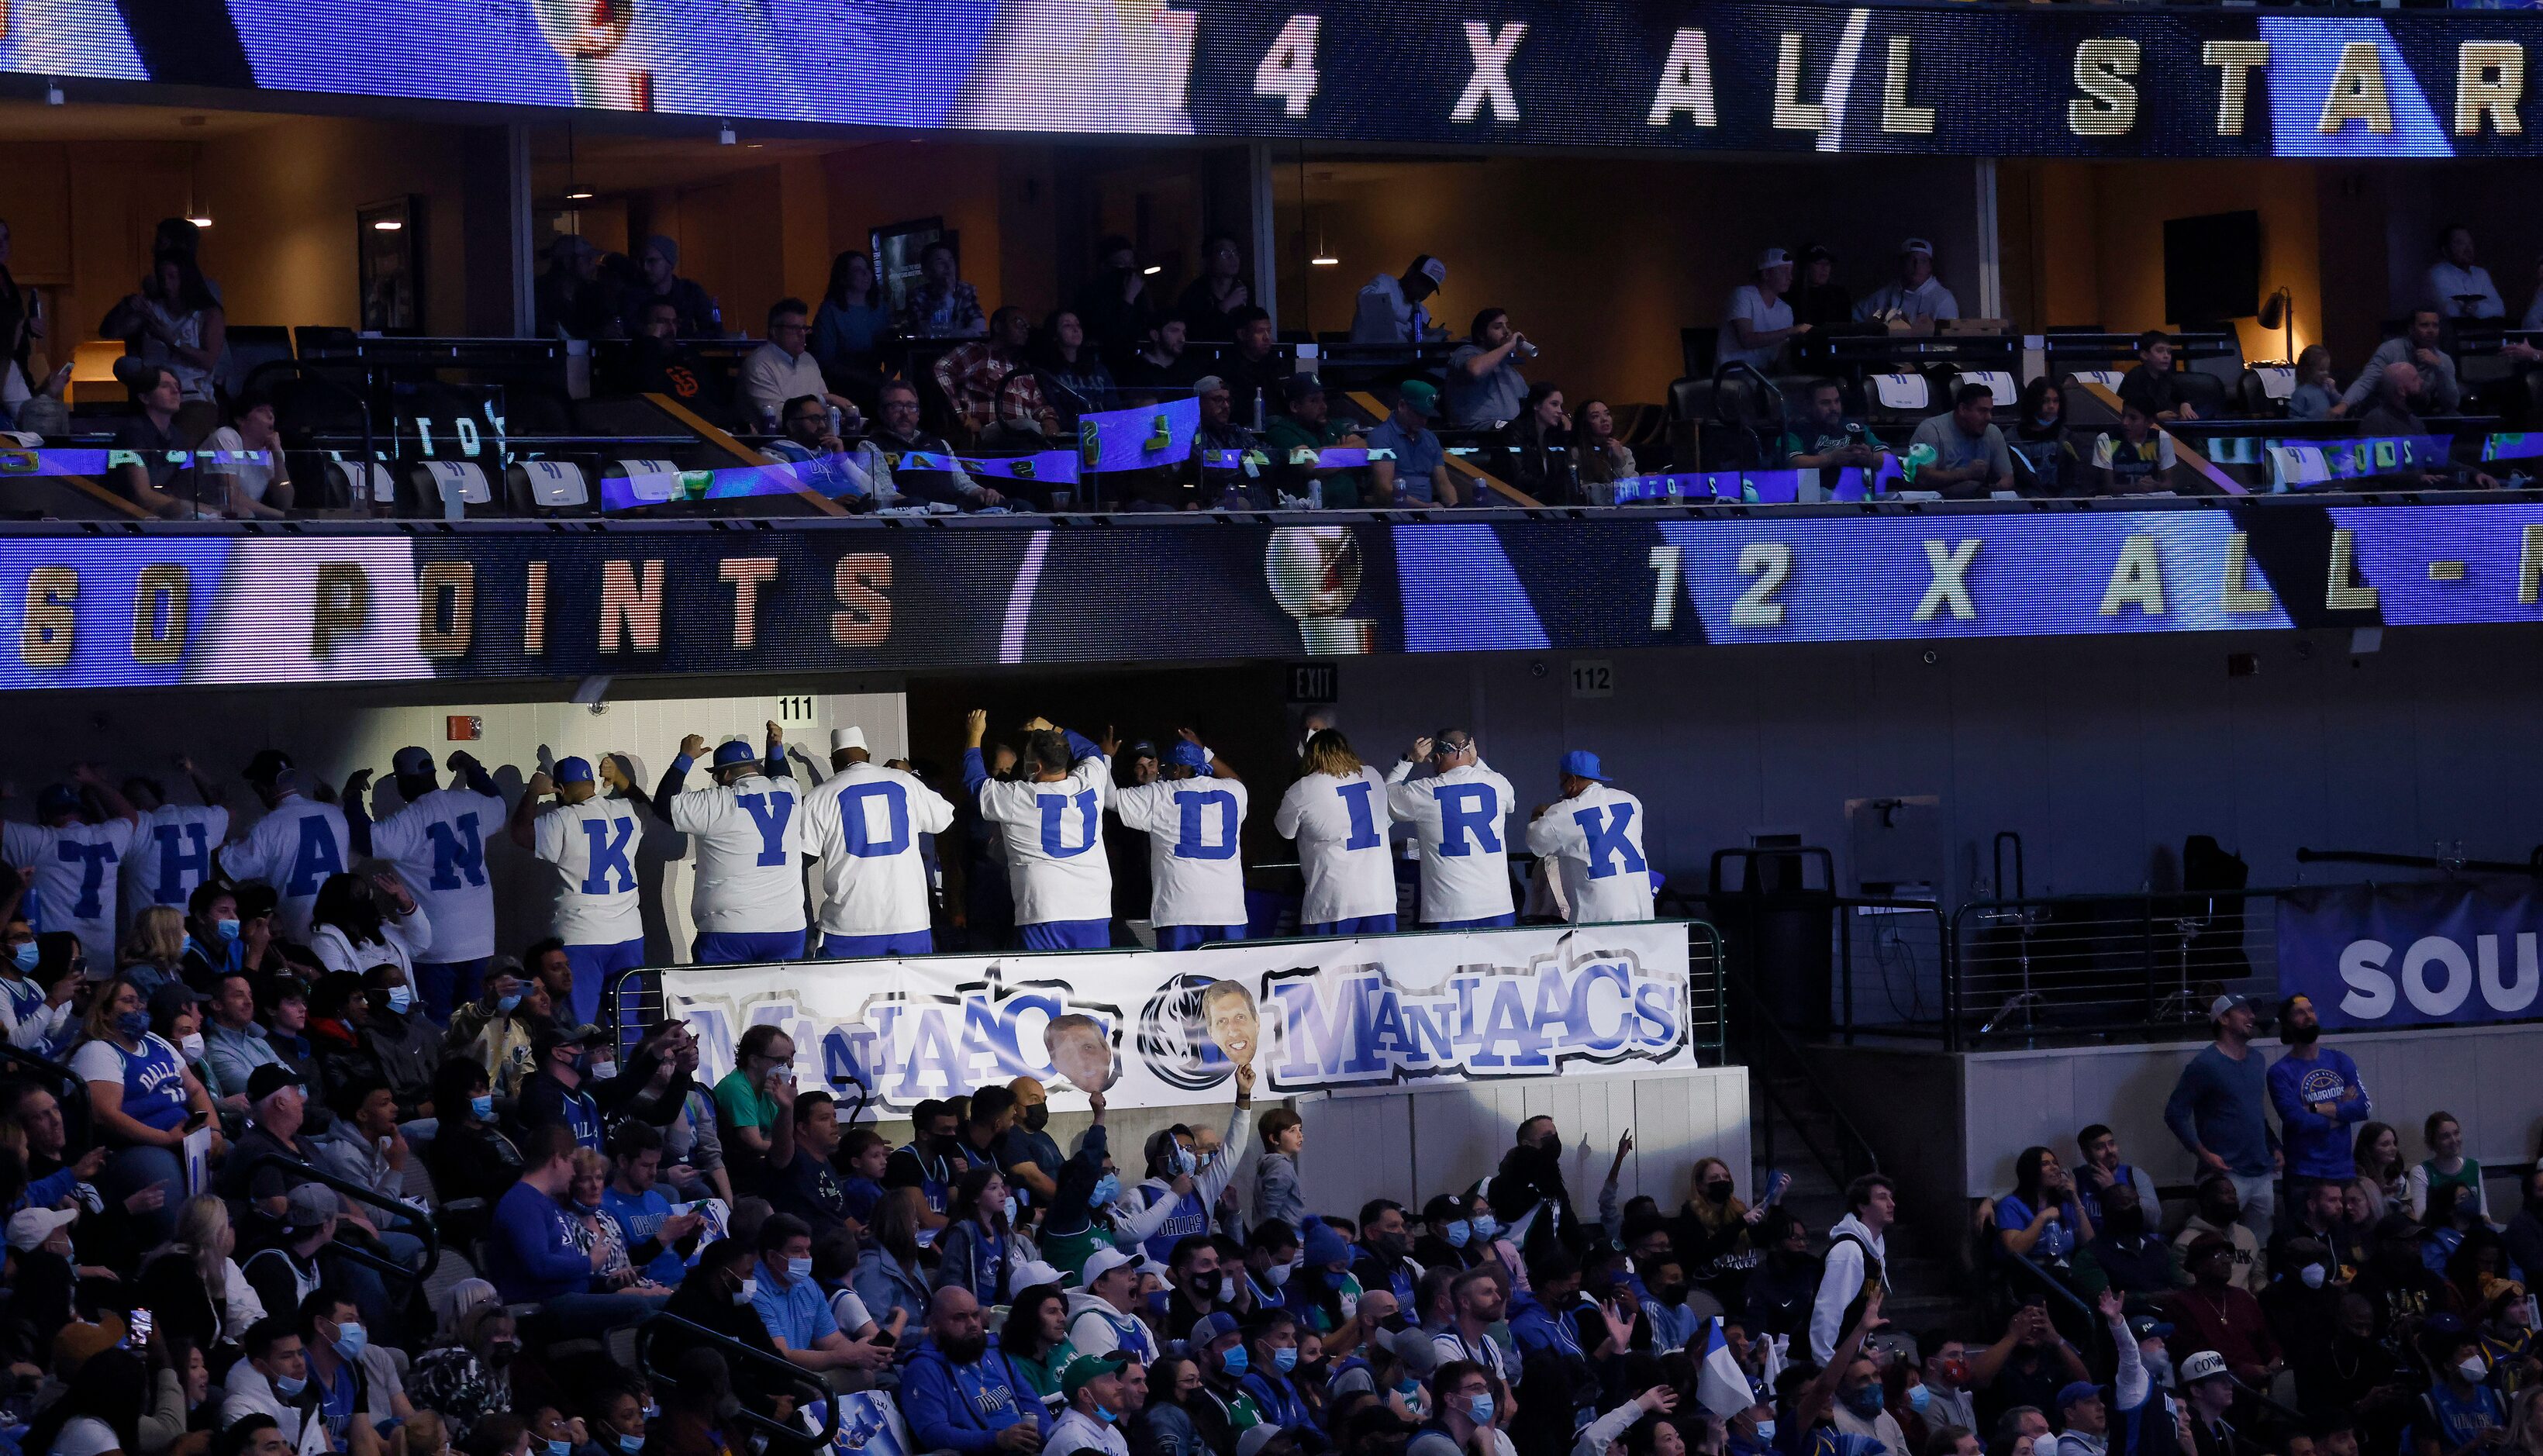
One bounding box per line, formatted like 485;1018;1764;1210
368;786;507;963
670;772;806;934
976;754;1113;927
1383;758;1515;924
533;796;647;946
802;762;954;938
122;803;229;923
4;818;139;969
1111;777;1249;930
1525;782;1656;924
1273;768;1399;926
219;794;350;941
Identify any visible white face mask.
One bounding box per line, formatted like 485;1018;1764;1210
2460;1356;2490;1383
180;1032;205;1058
2300;1264;2326;1289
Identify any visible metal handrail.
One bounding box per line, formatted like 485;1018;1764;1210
633;1311;838;1449
1725;971;1879;1192
245;1152;438;1287
2296;846;2543;875
1945;884;2288;1047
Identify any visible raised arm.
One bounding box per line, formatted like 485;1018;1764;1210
508;771;553;850
761;722;792;780
961;710;992;799
70;763;140;826
650;736;706;821
175;753;224;809
342;768;376;854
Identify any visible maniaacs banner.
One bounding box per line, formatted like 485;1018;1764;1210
664;922;1696;1113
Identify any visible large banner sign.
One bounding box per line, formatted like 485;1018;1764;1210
10;2;2543;158
2278;878;2543;1031
7;500;2543;689
661;922;1696;1113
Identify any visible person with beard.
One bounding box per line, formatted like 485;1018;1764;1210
1000;1075;1067;1212
902;1285;1047;1452
2165;1237;2280;1386
1428;1267;1511;1387
1415;1194;1483;1273
1496;1116;1588;1258
1355;1200;1423;1307
2355;1211;2462;1337
1159;1234;1227;1343
2269;995;2372;1190
2268;1182;2348;1286
1744;1206;1822;1339
1672;1158;1760;1314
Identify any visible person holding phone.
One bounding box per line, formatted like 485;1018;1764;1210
72;972;219;1251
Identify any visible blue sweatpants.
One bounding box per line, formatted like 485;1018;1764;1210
415;957;492;1023
1428;913;1517;930
1154;924;1245;952
819;929;934;958
692;930;807;964
1017;919;1110;951
1303;915;1398;937
562;938;647;1027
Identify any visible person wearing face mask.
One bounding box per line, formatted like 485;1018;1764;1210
150;978;214;1088
2416;1330;2508;1456
1831;1351;1909;1454
1409;1359;1501;1456
445;958;541;1102
74;970;220;1248
999;1075;1068;1211
1415;1194;1484;1273
300;1289;416;1438
423;1057;523;1244
934;1165;1024;1309
590;1384;654;1456
342;961;440;1117
882;1098;963;1227
1183;1311;1265;1451
1672;1159;1760;1309
410;1305;526;1443
1917;1335;1981;1434
1240;1222;1303;1312
0;909;78;1055
1159;1233;1231;1342
2262;1235;2345;1399
515;1023;609;1152
1121;1071;1254;1268
1238;1308;1320;1440
222;1319;332;1456
530;1406;599;1456
1047;1349;1133;1456
747;1212;889;1388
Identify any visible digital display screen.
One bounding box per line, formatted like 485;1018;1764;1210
1;499;2538;692
9;2;2543;157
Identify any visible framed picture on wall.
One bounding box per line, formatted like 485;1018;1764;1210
871;216;947;318
357;196;421;333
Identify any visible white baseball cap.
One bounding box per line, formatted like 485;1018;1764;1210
1901;237;1934;257
1758;248;1793;271
2178;1350;2231;1385
1081;1246;1139;1286
7;1206;75;1252
830;727;866;753
1010;1258;1068;1292
1417;256;1447;285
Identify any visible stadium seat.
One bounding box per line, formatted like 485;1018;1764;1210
67;340;129;407
2172;370;2231;419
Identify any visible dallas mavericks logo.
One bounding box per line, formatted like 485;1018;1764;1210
1138;971;1234;1091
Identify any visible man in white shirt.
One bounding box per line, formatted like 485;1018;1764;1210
801;727;955;958
1046;1351;1133;1456
650;726;806;964
1109;734;1247;952
1383;730;1516;930
350;747;507;1021
1272;730;1399;936
737;297;862;427
963;712;1113;951
118;757;229;930
2425;224;2506;319
510;753;647;1026
1717;248;1811;375
1854;238;1960;326
218;750;351;944
1351;254;1446;345
1524;751;1655;925
4;768;141;971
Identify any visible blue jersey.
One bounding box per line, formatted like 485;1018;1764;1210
1136;1182;1210;1266
601;1185;689;1286
71;1033;190;1132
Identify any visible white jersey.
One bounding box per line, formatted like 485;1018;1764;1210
219;795;352;941
122;803;229;922
1383;759;1516;924
1524;782;1656;924
533;795;647;945
1273;768;1399;925
367;785;507;963
668;772;807;934
802;762;955;938
1111;777;1249;930
3;819;140;968
975;754;1113;926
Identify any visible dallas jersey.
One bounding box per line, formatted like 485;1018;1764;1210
1383;759;1516;924
975;754;1113;926
668;772;806;934
3;818;140;969
533;796;647;945
122;804;229;923
802;762;956;938
1111;778;1249;929
219;794;351;940
1524;782;1655;923
1273;768;1399;925
368;786;507;963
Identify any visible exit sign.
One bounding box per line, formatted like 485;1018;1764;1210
1286;663;1337;704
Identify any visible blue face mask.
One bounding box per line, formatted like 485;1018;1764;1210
333;1322;367;1360
615;1437;644;1456
1471;1213;1498;1241
1908;1384;1933;1415
496;992;521;1013
1442;1220;1472;1249
547;1440;571;1456
212;917;241;944
1754;1420;1778;1445
116;1010;149;1040
1172;1147;1197;1177
1092;1406;1117;1425
274;1373;307;1399
385;985;412;1014
1273;1347;1298;1373
8;943;33;974
1091;1173;1120;1206
1465;1393;1495;1426
786;1257;813;1279
1220;1344;1248;1376
471;1095;495;1120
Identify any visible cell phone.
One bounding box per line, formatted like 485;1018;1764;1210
125;1307;154;1347
182;1111;209;1133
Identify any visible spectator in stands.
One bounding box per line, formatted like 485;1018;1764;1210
1504;381;1575;501
1353;255;1447;345
1447;309;1534;429
1906;385;2012;497
904;1285;1047;1449
198;389;295;519
2286;347;2338;422
2269;1183;2348;1289
619;236;717;339
2503;1168;2543;1282
2334;311;2463;417
2089;402;2179;495
1268;375;1368;509
1811;1174;1895;1364
933;1164;1020;1307
1138;1354;1204;1454
1190;374;1269;507
2271;993;2371;1189
750;1212;884;1385
77;971;218;1244
1119;315;1197;393
1035;309;1116;423
1856;239;1958;325
2118;331;2198;423
762;395;879;505
488;1122;661;1334
2408;1112;2492;1223
2350;366;2501;498
1569;399;1639;493
1996;1146;2092;1279
2166;993;2281;1244
811;249;892;391
900;240;986;340
2175;1175;2265;1295
103;250;226;439
1720;250;1811;377
1779;378;1882;473
2426;225;2507;319
109;361;200;518
448;959;542;1099
1216;305;1286;416
936;305;1058;442
0;217;32;404
738;298;861;430
2170;1234;2282;1386
2417;1326;2507;1455
621;298;705;402
1368;381;1454;505
1177;233;1254;342
1074;235;1154;351
535;235;618;341
1793;244;1853;329
857;379;1005;509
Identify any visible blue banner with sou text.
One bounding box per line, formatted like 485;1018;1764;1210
2277;878;2543;1030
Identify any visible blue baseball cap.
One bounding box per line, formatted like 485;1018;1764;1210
392;746;434;776
35;784;81;818
711;739;758;769
2056;1382;2102;1410
554;757;595;785
1167;741;1209;771
1190;1310;1241;1347
1561;750;1609;782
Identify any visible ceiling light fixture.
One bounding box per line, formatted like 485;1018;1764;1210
372;219;404;231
